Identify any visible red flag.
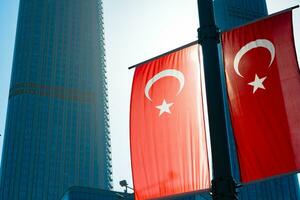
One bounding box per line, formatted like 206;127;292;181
222;10;300;183
130;44;210;200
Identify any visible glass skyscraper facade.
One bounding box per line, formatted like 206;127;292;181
60;186;134;200
214;0;300;199
0;1;112;200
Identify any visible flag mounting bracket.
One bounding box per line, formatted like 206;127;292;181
211;177;239;199
198;25;220;44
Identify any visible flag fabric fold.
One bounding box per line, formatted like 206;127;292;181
130;44;210;200
221;10;300;183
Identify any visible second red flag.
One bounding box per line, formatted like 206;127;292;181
222;10;300;183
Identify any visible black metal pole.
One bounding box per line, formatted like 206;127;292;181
197;0;238;199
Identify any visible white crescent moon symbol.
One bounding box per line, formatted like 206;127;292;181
233;39;275;78
145;69;185;101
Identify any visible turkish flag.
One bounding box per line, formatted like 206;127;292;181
130;43;210;200
222;10;300;183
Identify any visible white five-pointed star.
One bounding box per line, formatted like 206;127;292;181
156;99;174;116
248;74;267;94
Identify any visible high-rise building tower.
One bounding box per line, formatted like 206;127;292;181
0;1;112;200
214;0;300;199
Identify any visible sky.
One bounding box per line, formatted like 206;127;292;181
0;0;299;192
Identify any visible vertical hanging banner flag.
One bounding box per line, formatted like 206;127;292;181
130;43;210;200
222;9;300;183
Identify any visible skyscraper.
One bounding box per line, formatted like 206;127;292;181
0;1;112;200
214;0;300;199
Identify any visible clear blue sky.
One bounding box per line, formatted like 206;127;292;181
0;0;19;162
0;0;299;192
